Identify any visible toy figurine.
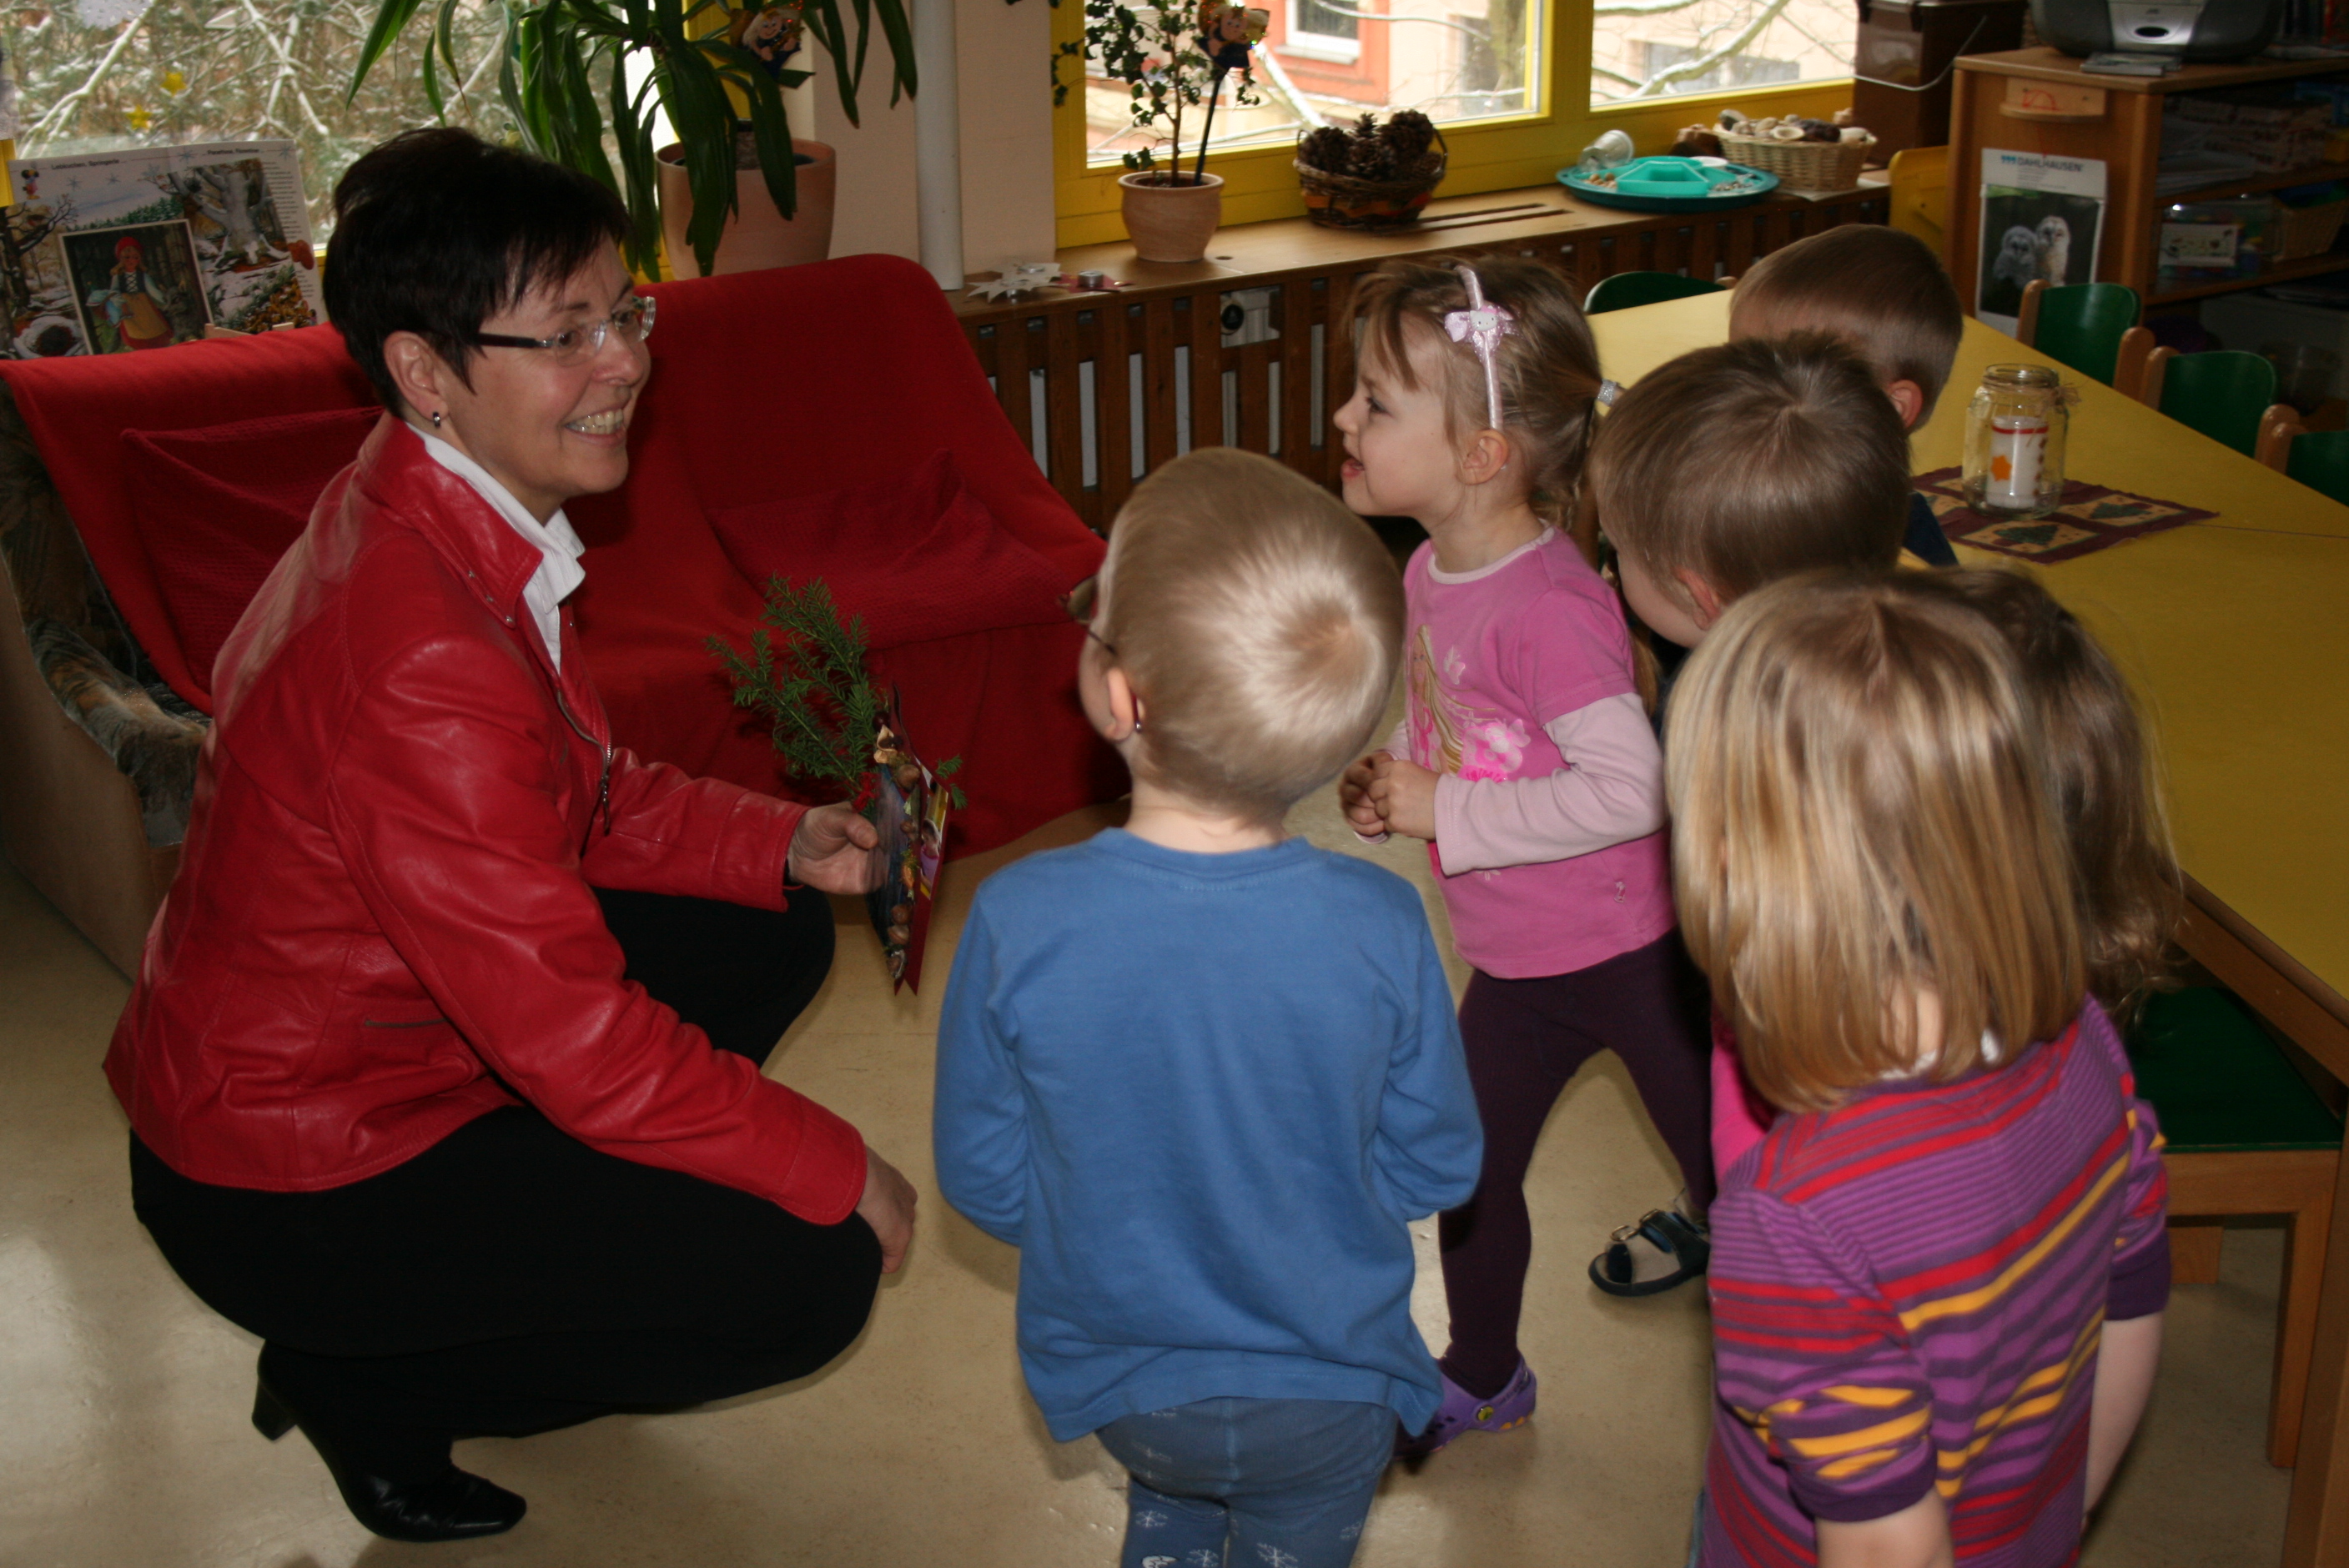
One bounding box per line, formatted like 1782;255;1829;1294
731;3;805;78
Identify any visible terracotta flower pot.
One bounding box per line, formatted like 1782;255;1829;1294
1119;172;1223;264
656;138;837;278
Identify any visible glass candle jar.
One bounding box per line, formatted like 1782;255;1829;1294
1962;364;2071;520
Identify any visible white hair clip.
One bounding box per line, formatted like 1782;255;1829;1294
1444;265;1517;431
1597;378;1622;408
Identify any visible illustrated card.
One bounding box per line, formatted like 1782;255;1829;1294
64;219;209;354
863;695;953;993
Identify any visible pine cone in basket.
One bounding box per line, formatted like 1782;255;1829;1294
1347;137;1400;182
1381;109;1437;166
1300;124;1354;174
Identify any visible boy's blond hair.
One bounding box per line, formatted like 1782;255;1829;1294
1589;334;1911;603
1729;225;1965;420
1667;573;2086;1113
1356;256;1605;533
1882;569;2181;1023
1103;448;1405;820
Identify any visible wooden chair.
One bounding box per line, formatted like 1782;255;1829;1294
1584;271;1723;314
2260;405;2307;471
2286;430;2349;506
2135;348;2281;455
2015;279;2145;388
2130;986;2345;1468
1885;145;1949;254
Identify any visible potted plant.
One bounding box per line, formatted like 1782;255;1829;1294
349;0;918;278
1058;0;1267;264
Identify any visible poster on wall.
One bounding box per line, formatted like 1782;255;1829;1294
1977;149;2108;335
3;140;321;359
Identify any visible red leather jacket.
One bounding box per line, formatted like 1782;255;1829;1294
105;416;868;1224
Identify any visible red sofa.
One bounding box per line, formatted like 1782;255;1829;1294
0;254;1122;974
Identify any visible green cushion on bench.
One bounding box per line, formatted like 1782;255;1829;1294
2125;988;2343;1153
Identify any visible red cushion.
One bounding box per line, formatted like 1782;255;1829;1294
119;407;382;700
702;449;1074;651
0;322;376;709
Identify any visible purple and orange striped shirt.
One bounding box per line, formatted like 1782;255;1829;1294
1701;999;2170;1568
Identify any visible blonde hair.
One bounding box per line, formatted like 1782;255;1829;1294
1589;333;1911;603
1102;448;1405;819
1730;224;1966;420
1356;256;1605;533
1667;574;2086;1113
1882;569;2181;1022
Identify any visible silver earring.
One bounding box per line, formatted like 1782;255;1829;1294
430;410;444;428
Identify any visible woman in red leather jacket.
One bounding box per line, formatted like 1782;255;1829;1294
104;128;918;1544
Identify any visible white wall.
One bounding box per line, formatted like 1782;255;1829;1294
804;0;1057;277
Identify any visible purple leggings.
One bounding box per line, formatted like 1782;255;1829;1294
1437;931;1714;1399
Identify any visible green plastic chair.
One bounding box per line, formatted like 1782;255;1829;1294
2287;430;2349;507
2025;281;2140;386
2126;985;2343;1467
2156;349;2280;456
1583;271;1723;314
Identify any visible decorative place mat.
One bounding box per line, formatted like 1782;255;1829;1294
1915;467;2215;564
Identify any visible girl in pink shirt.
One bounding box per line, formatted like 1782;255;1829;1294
1336;259;1714;1455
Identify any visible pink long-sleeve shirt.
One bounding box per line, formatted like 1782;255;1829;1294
1382;531;1675;980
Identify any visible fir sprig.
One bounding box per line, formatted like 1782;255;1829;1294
707;576;966;809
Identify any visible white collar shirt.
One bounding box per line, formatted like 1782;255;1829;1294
415;425;586;671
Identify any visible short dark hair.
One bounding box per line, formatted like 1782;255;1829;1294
1590;333;1912;600
325;128;629;412
1729;225;1965;421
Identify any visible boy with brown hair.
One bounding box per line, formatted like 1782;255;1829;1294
1589;331;1914;653
1574;329;1914;1294
1728;223;1965;567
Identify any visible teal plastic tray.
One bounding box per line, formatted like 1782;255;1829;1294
1558;156;1778;214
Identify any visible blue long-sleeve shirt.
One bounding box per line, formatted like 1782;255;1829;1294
933;828;1483;1441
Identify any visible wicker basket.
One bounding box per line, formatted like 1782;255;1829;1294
1716;129;1875;194
1295;128;1448;229
2276;194;2349;262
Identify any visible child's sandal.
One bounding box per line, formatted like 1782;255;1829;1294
1589;1208;1709;1298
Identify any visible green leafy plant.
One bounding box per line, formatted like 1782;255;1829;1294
347;0;917;278
1054;0;1260;183
708;577;964;810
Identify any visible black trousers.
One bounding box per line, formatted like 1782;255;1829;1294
128;887;881;1481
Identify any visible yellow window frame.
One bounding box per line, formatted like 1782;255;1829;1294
1054;0;1853;247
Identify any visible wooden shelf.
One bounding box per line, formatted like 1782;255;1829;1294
1954;44;2349;95
2148;249;2349;304
949;180;1888;324
2161;160;2349;206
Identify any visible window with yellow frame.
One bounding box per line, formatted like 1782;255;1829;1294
1054;0;1856;246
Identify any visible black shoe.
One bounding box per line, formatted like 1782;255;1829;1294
252;1379;527;1543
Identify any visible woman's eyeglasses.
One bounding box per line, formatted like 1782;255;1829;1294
1059;575;1114;656
472;295;656;365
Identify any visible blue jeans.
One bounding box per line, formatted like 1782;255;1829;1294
1095;1397;1395;1568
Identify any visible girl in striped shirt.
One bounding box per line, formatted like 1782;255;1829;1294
1667;574;2170;1568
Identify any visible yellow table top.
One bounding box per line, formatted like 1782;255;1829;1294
1592;295;2349;540
1589;294;2349;1013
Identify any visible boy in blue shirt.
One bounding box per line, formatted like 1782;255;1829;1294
934;447;1482;1568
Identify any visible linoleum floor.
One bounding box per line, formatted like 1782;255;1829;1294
0;786;2296;1565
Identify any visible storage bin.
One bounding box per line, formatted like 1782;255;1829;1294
2276;193;2349;260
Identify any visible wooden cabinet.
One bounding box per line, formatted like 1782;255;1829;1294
1949;47;2349;312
